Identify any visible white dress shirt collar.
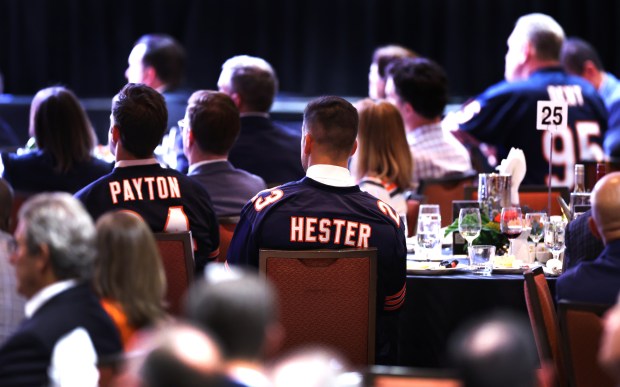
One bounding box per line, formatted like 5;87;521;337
114;158;160;168
25;279;78;318
188;158;228;174
306;164;356;187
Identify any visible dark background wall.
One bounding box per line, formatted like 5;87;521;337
1;0;620;101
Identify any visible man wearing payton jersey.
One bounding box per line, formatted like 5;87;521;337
451;13;608;187
226;96;406;364
75;84;219;272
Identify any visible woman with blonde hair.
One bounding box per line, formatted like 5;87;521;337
94;211;167;347
1;86;112;193
354;98;413;218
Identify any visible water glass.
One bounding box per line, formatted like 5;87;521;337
417;205;441;260
470;245;495;276
525;212;547;261
544;216;567;262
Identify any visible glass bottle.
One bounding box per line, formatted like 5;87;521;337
573;164;585;193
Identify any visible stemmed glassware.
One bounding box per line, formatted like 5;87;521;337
416;205;441;261
458;208;482;265
544;215;567;265
525;212;547;261
500;207;523;255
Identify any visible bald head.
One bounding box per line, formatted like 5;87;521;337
591;172;620;244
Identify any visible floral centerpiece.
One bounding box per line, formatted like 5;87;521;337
445;211;509;255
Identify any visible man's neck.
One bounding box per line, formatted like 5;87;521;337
525;60;561;77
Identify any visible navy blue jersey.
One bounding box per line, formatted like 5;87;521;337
226;177;407;313
458;67;608;187
75;162;219;271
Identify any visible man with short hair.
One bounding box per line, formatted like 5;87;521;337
453;13;608;187
186;265;280;386
556;171;620;304
368;44;417;100
0;193;122;385
218;55;305;186
76;83;219;272
226;96;406;364
561;37;620;157
385;57;473;189
125;33;190;172
183;90;266;217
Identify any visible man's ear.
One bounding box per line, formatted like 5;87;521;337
588;216;602;241
230;92;242;109
303;133;313;156
142;65;158;86
35;243;51;274
111;125;121;143
350;139;358;157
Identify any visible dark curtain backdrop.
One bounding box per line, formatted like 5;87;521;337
1;0;620;100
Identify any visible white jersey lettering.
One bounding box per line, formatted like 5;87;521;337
107;176;182;203
289;217;371;247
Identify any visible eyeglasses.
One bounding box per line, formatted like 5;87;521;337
177;119;189;132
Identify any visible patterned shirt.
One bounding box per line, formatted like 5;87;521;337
407;123;472;190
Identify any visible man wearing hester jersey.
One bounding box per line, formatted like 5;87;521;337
226;96;406;364
451;13;608;187
75;84;219;272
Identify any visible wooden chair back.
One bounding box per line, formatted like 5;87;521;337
557;300;614;387
259;248;377;365
217;216;239;263
364;366;461;387
418;172;477;227
524;266;566;387
154;232;195;316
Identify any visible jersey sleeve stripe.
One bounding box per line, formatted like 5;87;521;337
383;283;406;311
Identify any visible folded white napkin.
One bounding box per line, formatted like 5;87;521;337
496;148;527;205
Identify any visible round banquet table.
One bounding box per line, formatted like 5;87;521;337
397;267;557;367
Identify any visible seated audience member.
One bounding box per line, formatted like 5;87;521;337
557;172;620;304
0;193;122;386
353;98;412;218
94;211;168;348
0;178;24;344
226;96;406;364
0;74;20;148
563;139;620;271
185;264;280;387
452;13;607;187
184;90;266;217
368;44;418;100
270;347;351;387
75;83;220;272
600;294;620;383
218;55;305;186
448;311;540;387
560;37;620;157
1;86;112;193
125;33;190;172
385;57;472;190
112;322;235;387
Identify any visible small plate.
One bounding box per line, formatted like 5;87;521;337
492;263;542;274
407;267;468;275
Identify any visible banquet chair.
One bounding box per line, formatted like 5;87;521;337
417;171;477;227
363;366;462;387
154;232;195;316
524;266;567;387
259;248;377;365
217;216;239;263
406;199;420;237
557;300;614;387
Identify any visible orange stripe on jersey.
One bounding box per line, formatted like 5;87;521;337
384;283;406;311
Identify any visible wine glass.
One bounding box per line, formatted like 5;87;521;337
416;205;441;261
544;216;567;268
458;208;482;265
500;207;523;255
525;212;548;261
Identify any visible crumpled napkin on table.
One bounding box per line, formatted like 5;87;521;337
496;148;526;205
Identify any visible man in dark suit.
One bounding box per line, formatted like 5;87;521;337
563;134;620;271
0;193;122;386
217;55;305;186
183;90;266;217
